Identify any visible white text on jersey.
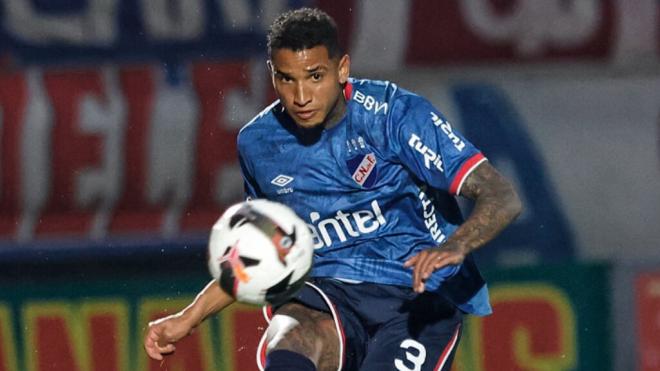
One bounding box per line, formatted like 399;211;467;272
353;90;388;114
308;200;386;249
408;134;444;172
418;187;447;244
430;112;465;151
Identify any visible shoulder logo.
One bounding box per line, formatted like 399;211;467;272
271;174;293;187
346;152;378;188
408;133;443;172
353;90;388;114
430;112;465;151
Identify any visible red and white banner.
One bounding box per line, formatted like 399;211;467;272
1;0;658;69
319;0;660;71
2;63;659;258
0;61;272;241
1;0;659;245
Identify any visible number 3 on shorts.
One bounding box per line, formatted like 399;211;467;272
394;339;427;371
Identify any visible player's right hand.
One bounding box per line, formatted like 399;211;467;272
144;314;194;361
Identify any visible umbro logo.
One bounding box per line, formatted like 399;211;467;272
271;175;295;194
271;174;294;187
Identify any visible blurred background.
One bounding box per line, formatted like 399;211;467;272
0;0;658;370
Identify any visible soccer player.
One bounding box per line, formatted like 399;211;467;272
144;8;522;371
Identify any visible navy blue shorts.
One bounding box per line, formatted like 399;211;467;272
259;278;463;371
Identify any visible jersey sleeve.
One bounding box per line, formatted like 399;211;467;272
237;135;261;200
387;95;486;195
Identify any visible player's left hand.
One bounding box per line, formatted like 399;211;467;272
404;243;468;293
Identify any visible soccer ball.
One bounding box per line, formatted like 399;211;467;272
207;199;314;306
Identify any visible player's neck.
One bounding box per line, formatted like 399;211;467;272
322;92;347;130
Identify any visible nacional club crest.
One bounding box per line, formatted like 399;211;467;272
346;152;378;188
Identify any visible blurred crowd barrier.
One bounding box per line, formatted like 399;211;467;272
0;261;610;371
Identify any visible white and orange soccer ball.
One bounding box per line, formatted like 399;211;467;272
207;199;314;306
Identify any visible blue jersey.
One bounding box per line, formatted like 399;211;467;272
237;78;491;316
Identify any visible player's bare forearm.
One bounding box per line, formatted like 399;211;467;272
179;280;236;326
447;161;522;255
405;161;522;292
144;280;235;360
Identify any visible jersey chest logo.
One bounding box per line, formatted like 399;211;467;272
346;152;378;188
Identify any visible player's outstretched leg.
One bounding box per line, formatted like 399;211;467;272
264;302;339;371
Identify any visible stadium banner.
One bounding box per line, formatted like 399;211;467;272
0;0;657;68
2;64;660;268
0;262;610;371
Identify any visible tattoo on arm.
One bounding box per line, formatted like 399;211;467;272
447;161;522;253
270;303;339;371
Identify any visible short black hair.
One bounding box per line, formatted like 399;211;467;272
267;8;341;59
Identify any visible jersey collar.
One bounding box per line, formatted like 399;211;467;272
343;81;353;101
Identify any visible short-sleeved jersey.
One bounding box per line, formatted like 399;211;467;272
237;78;491;315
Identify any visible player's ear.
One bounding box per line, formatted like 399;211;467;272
266;60;276;87
337;54;350;84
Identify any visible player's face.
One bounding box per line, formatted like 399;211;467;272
269;46;350;129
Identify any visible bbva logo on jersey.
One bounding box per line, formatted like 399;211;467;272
346;153;378;188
